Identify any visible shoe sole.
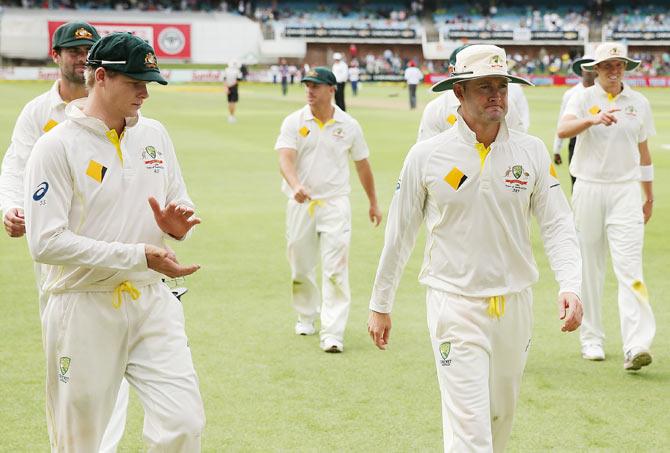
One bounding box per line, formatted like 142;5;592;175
582;354;605;361
624;352;652;371
324;346;342;353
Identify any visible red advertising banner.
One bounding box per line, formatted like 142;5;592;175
48;21;191;59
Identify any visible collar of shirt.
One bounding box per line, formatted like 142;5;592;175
302;104;345;126
594;80;631;101
48;80;68;110
65;98;140;136
454;109;510;147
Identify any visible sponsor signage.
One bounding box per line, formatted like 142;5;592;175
445;29;581;41
48;21;191;59
610;30;670;41
284;26;416;40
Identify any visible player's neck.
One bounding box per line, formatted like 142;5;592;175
82;94;125;136
310;103;334;124
58;78;87;103
461;112;500;148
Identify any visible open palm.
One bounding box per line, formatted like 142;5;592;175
148;197;201;240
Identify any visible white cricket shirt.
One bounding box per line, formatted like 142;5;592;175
564;82;655;183
0;81;67;213
417;91;526;142
370;113;581;313
552;83;586;153
223;66;241;87
404;67;424;85
274;105;369;200
332;61;349;83
24;99;195;293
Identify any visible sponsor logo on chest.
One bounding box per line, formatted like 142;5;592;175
504;164;530;192
142;146;164;173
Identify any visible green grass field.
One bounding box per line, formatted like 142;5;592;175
0;81;668;451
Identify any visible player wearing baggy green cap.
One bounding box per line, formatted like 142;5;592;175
275;66;382;353
24;32;205;451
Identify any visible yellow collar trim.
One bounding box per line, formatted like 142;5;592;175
475;143;491;169
106;129;126;163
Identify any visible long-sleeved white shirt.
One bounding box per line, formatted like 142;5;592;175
553;83;586;154
24;99;194;293
332;61;349;83
417;90;527;142
370;113;581;313
0;81;67;214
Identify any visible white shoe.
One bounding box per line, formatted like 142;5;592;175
321;338;343;353
581;344;605;361
294;322;315;336
228;116;237;123
624;349;652;371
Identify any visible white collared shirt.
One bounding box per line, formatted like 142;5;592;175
417;90;527;142
564;82;655;183
370;113;581;313
552;83;587;153
0;81;67;213
404;66;424;85
274;104;369;199
332;61;349;83
24;99;195;293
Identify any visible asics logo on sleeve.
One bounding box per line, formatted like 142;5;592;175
32;182;49;201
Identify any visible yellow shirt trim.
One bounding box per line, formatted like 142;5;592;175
313;117;336;130
106;129;126;163
475;143;491;169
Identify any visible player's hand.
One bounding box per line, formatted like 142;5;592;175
591;108;620;127
553;153;562;165
145;244;200;278
558;292;582;332
369;204;383;227
643;199;653;224
368;310;392;350
293;185;311;203
148;197;201;240
3;207;25;238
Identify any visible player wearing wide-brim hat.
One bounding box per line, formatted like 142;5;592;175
571;56;595;77
431;44;533;92
417;44;528;141
369;43;582;451
581;42;640;71
558;40;656;371
24;31;205;450
85;32;168;85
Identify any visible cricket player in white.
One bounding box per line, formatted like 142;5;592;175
418;44;527;142
275;67;382;352
552;56;596;187
0;22;129;453
368;45;583;451
24;33;205;451
558;42;656;370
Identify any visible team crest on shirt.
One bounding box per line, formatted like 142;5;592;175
624;105;637;116
142;145;164;173
332;127;345;140
504;165;530;192
58;357;71;383
439;342;452;366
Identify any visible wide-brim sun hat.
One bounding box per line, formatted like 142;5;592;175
571;56;595;76
581;42;640;71
432;44;533;92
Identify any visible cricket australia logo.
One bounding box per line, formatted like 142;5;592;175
504;165;530;192
74;28;93;40
624;105;637;116
141;145;164;173
58;357;71;383
489;54;504;70
332;127;345;140
144;53;158;69
439;342;452;366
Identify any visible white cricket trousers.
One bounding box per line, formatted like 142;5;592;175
42;282;205;452
36;264;128;453
286;196;351;344
572;180;655;353
426;287;533;452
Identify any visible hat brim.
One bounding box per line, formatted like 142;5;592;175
431;73;533;92
571;58;595;76
581;57;640;72
127;71;168;85
55;38;97;49
301;76;334;85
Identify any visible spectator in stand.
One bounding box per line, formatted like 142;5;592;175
403;60;423;110
332;52;349;111
349;60;361;97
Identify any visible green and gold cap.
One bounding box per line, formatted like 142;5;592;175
53;22;100;50
301;67;337;86
86;32;167;85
